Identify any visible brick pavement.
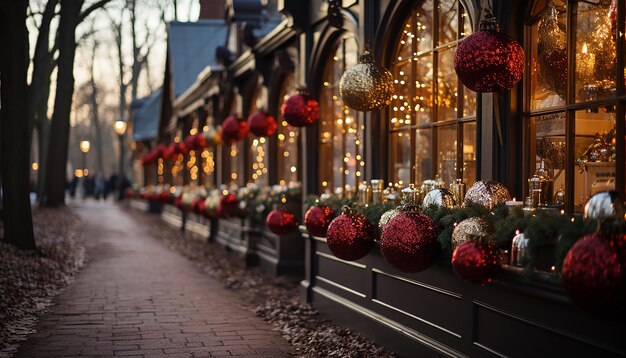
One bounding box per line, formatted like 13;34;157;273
16;200;292;357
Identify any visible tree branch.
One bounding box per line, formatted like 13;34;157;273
78;0;112;23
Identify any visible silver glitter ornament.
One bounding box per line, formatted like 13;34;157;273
340;49;393;112
583;191;624;221
451;216;494;249
464;180;512;210
379;207;402;232
423;188;457;208
510;232;529;267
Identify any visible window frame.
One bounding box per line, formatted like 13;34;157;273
523;0;626;213
386;0;477;186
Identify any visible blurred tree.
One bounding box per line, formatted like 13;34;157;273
42;0;111;207
0;0;37;250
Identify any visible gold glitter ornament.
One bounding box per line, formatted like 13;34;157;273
339;48;393;112
464;180;512;210
451;217;494;250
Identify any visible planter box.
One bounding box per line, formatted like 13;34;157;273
161;204;184;229
301;229;626;358
129;198;160;213
254;224;304;277
216;217;258;267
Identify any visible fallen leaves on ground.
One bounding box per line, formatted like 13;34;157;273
125;207;396;357
0;207;85;358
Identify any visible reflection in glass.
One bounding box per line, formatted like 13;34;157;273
319;36;361;193
437;126;457;185
276;75;298;185
574;0;616;103
388;0;476;186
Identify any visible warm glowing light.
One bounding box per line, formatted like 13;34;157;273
290;166;297;173
113;120;127;136
74;169;83;178
190;128;198;135
79;140;90;153
231;172;237;180
322;181;328;187
32;162;39;171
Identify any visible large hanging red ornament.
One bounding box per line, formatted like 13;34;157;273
561;234;624;313
221;116;248;144
454;12;524;93
304;205;334;237
218;193;238;218
380;212;438;273
266;209;299;236
248;110;277;137
281;89;320;127
326;209;374;261
452;239;501;285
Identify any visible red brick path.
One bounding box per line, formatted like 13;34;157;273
16;200;292;357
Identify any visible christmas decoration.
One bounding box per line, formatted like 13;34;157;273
378;207;403;232
454;10;524;92
339;48;393;111
583;191;624;221
281;90;320;127
380;212;438;273
184;134;205;151
248;110;277;137
304;205;334;237
221;116;248;144
537;0;568;98
423;189;457;209
266;209;299;236
561;233;623;313
510;232;530;267
203;124;222;146
464;180;511;210
452;239;501;285
218;193;238;218
326;209;374;261
451;216;494;249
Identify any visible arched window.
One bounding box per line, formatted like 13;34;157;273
319;36;362;194
388;0;476;188
276;74;298;185
526;0;623;211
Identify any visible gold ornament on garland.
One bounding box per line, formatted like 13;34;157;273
451;216;494;250
339;46;393;112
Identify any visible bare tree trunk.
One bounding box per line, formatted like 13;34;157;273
43;0;84;207
0;0;36;250
29;0;58;202
88;40;105;176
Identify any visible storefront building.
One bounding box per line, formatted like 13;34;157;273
130;0;626;356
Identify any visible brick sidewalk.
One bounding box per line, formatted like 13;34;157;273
16;200;292;358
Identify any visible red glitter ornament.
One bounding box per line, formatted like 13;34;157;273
218;193;238;218
452;240;501;285
195;199;207;216
304;205;334;237
221;116;248;144
454;14;524;93
248;110;277;137
562;233;624;313
281;91;320;127
326;210;374;261
266;209;299;236
380;212;438;273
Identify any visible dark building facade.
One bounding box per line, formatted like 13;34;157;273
132;1;626;356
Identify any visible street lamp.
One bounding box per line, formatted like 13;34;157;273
114;119;128;200
79;139;90;175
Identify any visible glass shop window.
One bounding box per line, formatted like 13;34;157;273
276;74;298;185
388;0;476;188
319;36;362;194
527;0;623;211
249;86;270;186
